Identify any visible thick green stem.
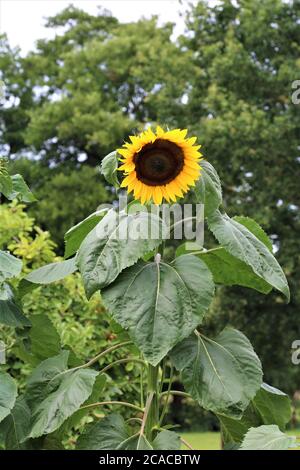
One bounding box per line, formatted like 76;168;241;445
145;363;160;440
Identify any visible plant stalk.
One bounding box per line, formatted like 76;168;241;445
145;363;160;440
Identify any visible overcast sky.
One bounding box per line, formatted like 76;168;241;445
0;0;198;54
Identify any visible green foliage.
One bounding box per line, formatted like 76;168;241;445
1;1;298;391
102;255;215;365
0;372;17;422
27;352;98;439
170;328;262;418
220;383;292;445
0;283;29;327
64;208;108;259
77;209;167;298
208;210;290;299
0;158;35;202
240;425;297;451
194;161;222;216
100;151;119;189
76;413;180;450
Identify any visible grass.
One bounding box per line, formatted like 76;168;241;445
180;430;300;450
181;432;220;450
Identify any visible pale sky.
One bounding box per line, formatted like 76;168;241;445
0;0;197;54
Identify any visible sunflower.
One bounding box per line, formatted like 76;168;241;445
117;126;202;205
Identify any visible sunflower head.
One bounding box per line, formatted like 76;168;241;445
117;127;202;205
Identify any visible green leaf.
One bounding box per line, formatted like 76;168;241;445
23;257;77;285
200;249;271;293
118;434;153;450
25;351;70;409
170;328;262;418
233;216;273;252
25;352;99;438
207;210;290;300
18;314;61;365
0;283;30;327
100;151;119;188
194;161;222;216
253;383;291;430
102;255;214;365
176;244;271;294
7;174;36;203
0;397;31;449
220;383;291;445
153;430;181;450
0;172;13;198
240;425;297;450
0;372;18;423
58;374;106;434
0;250;22;282
77;209;167;299
76;413;129;450
64;209;108;259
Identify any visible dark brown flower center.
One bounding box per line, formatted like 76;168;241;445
134;139;184;186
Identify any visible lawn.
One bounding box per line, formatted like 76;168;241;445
181;430;300;450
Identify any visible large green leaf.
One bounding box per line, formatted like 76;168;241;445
77;209;167;298
152;430;181;450
220;383;291;445
64;209;108;259
76;413;129;450
233;216;273;252
100;151;119;188
58;374;106;435
208;210;290;300
176;244;271;294
170;328;262;418
102;255;214;365
77;413;154;450
240;425;297;450
0;372;18;423
253;383;291;430
17;314;61;365
0;397;31;449
23;257;77;285
0;283;30;327
0;250;22;282
7;174;36;203
27;352;98;438
25;351;70;409
194;161;222;216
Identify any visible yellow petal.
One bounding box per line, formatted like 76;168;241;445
184;159;201;170
120;171;137;187
117;148;132;158
153;186;163;205
165;183;177;202
161;185;170;203
133;180;143;199
118;162;135;172
168;180;184;198
140;183;148;205
156;125;165;137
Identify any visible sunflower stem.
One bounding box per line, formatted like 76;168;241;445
145;363;160;441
